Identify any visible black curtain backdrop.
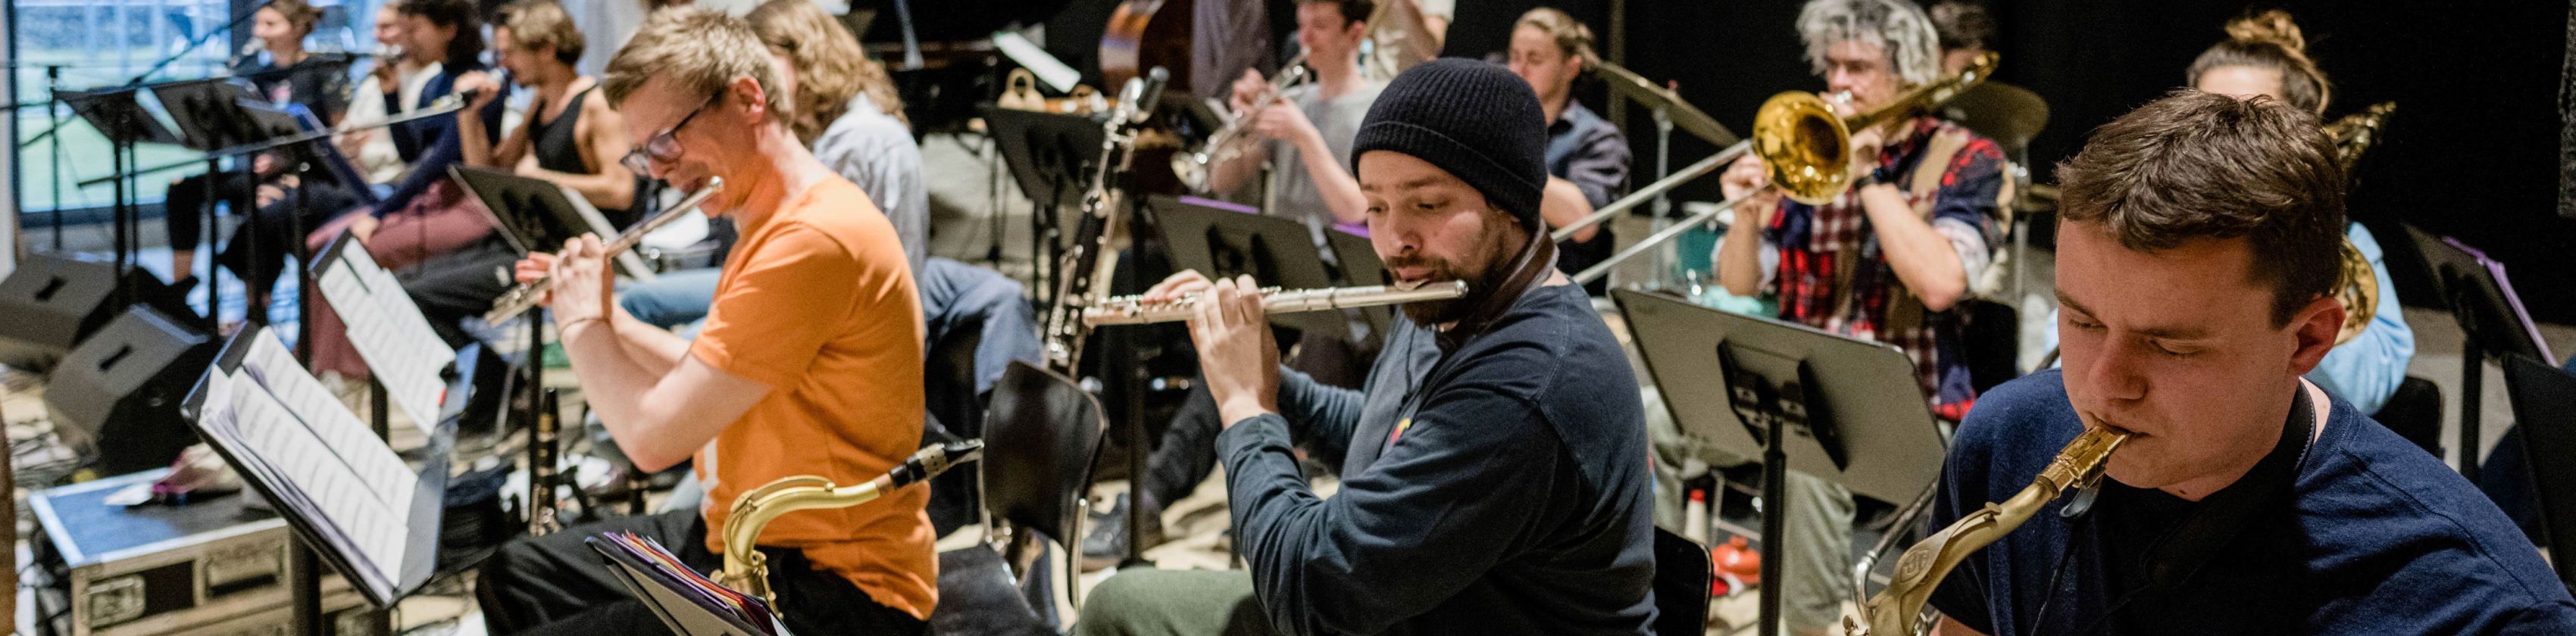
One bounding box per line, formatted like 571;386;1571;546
1433;0;2576;324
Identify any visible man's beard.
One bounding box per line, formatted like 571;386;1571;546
1391;216;1527;326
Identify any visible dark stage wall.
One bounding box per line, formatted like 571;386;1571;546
1439;1;2576;324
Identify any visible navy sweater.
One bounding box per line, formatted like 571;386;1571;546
1216;282;1658;635
1930;370;2576;635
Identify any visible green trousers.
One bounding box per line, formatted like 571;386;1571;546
1074;569;1280;636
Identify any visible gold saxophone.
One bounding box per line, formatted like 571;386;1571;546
713;440;983;614
1846;427;2130;636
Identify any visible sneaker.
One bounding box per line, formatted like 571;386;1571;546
1080;493;1164;572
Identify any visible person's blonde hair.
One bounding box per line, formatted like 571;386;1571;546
602;7;790;129
745;0;906;142
1513;8;1598;67
2187;10;2331;116
498;0;586;65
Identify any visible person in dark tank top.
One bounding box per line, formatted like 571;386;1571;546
460;0;637;224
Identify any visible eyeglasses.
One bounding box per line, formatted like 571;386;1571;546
620;94;717;175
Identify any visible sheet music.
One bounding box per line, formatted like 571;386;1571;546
205;329;420;585
239;333;421;507
315;238;458;435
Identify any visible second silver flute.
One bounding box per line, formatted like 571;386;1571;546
483;178;727;323
1082;281;1468;326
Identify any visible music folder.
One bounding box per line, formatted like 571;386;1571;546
451;165;658;281
180;326;449;608
589;532;791;636
312;232;459;435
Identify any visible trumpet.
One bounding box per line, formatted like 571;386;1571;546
482;179;727;323
1081;280;1468;326
1171;54;1311;192
1847;426;2130;635
717;441;983;613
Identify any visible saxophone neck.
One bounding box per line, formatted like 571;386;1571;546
1849;428;2129;636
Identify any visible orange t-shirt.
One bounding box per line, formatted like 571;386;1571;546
687;177;933;619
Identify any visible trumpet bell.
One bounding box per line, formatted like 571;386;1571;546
1752;91;1855;206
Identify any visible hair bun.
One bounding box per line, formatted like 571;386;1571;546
2225;9;2307;55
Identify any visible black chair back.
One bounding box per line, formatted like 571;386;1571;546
2373;376;2445;458
2503;356;2576;591
1651;528;1712;635
980;360;1106;550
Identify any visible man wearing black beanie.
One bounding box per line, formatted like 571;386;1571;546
1076;58;1657;636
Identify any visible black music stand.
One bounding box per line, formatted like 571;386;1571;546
151;78;277;326
180;326;452;635
1144;195;1346;336
454;166;658;280
2402;225;2554;483
1613;289;1949;636
983;105;1104;301
1321;228;1400;339
55;87;182;307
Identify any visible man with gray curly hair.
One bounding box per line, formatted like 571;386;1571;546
1669;0;2009;634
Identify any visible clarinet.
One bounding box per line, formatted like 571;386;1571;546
528;388;563;535
1036;68;1169;374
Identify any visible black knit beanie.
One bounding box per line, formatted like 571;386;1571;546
1350;58;1550;231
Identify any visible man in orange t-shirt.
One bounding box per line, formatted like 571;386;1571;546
474;8;931;635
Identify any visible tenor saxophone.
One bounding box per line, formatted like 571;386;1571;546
714;441;984;613
1846;426;2130;636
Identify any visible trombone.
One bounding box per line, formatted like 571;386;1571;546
1553;52;2002;286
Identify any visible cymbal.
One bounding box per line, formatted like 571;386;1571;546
1937;81;2049;152
1592;61;1739;147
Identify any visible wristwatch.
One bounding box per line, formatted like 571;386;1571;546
1851;165;1896;190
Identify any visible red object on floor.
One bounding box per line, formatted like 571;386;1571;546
1710;535;1762;597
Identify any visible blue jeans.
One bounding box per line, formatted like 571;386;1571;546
618;268;721;334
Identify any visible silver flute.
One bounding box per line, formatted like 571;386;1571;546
1081;280;1468;326
482;178;726;323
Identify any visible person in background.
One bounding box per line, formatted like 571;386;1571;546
1207;0;1383;230
1705;2;2009;633
2182;11;2411;413
1504;7;1627;295
339;0;444;185
162;0;353;292
461;0;636;219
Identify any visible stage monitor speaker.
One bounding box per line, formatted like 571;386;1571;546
44;306;217;475
0;254;183;373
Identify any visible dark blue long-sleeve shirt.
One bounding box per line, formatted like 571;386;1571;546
1216;282;1658;635
376;64;507;215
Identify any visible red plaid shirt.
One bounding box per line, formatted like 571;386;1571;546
1763;117;2005;417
